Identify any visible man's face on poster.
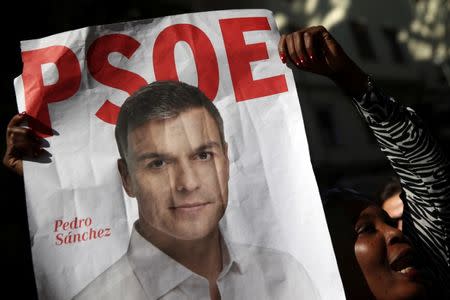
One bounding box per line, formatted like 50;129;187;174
121;107;229;241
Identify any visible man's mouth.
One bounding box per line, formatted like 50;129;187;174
171;202;210;212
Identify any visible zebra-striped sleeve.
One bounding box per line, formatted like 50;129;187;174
352;86;450;297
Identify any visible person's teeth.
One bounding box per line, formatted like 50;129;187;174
400;267;413;274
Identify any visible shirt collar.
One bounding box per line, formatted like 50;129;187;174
127;225;194;299
219;234;245;277
127;224;246;299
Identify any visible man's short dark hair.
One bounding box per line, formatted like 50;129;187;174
115;80;225;160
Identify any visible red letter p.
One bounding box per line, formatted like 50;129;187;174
22;46;81;137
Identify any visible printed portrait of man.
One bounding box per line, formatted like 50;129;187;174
74;81;319;300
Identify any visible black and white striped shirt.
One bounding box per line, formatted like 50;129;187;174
353;86;450;298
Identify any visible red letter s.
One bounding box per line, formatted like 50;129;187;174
87;34;147;124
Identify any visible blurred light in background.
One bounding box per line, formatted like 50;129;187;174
274;12;289;31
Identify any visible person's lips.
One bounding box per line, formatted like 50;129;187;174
389;246;421;280
171;202;210;212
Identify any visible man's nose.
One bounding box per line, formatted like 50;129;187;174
174;161;200;192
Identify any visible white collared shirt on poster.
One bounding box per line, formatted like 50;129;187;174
74;225;320;300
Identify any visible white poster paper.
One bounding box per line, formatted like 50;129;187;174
14;9;344;300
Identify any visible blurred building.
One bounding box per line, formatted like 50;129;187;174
269;0;450;194
182;0;450;195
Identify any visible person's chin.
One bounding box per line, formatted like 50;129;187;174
172;217;220;241
389;278;428;300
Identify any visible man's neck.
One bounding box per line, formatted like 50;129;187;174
136;221;223;282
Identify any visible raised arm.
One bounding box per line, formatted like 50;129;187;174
279;26;450;294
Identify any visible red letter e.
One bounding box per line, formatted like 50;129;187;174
220;17;288;102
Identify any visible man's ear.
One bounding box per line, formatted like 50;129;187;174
223;142;229;179
223;142;229;161
117;158;135;197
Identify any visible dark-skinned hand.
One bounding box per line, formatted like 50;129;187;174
278;26;369;97
3;113;43;176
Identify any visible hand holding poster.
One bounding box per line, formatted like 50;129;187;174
14;9;344;299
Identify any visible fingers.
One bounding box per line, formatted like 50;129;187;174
299;26;331;62
7;111;28;129
279;28;322;66
279;26;353;78
303;31;315;61
319;27;341;58
278;34;287;63
7;126;43;157
2;155;23;176
285;33;298;65
6;113;43;158
4;113;41;176
281;28;319;67
293;31;308;65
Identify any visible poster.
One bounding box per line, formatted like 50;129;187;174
14;9;344;300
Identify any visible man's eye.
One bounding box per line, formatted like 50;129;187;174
197;152;212;160
148;160;165;169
